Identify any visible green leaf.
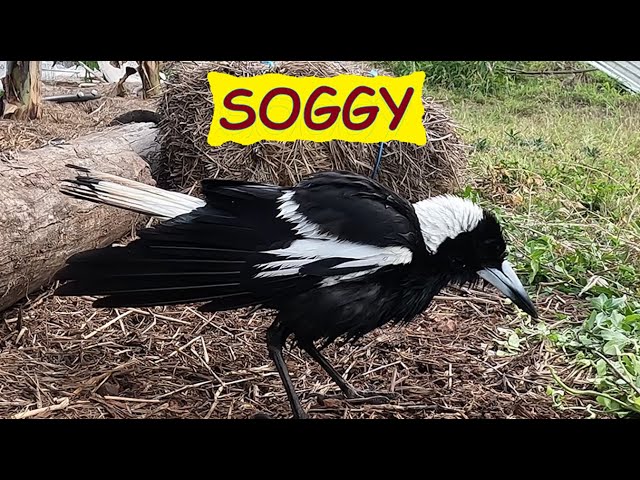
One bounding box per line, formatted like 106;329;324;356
619;354;637;375
554;332;568;345
611;296;628;310
578;334;594;347
575;358;591;367
591;294;608;311
600;329;629;344
536;322;551;336
603;339;627;356
610;311;625;328
554;263;566;274
508;332;521;349
584;311;596;330
594;312;608;328
623;314;640;327
595;359;607;378
596;395;613;409
529;259;539;283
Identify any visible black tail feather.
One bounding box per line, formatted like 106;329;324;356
54;181;307;311
54;237;257;308
92;290;255;310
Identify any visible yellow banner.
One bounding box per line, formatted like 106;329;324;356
206;71;427;147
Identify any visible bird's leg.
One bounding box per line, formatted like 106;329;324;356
265;321;309;419
301;343;397;404
301;342;358;397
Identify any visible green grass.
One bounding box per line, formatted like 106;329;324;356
379;61;631;101
381;61;515;95
385;61;640;417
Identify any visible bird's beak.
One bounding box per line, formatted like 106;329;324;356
478;260;538;318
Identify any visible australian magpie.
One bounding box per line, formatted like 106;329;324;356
54;165;538;418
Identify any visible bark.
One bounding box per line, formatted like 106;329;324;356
110;66;138;97
1;61;42;120
0;123;160;312
137;61;161;99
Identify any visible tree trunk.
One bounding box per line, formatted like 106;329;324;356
137;61;161;99
0;123;160;312
1;61;42;120
110;66;138;97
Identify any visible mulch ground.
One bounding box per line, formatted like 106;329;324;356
0;281;594;419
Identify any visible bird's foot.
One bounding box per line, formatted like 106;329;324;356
315;389;398;406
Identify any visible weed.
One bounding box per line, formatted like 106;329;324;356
550;294;640;416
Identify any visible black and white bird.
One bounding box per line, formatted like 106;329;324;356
54;165;537;418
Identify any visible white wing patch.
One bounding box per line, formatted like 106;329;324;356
254;191;413;283
412;195;484;253
275;190;333;240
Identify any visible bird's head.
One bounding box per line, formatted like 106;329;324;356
413;195;537;318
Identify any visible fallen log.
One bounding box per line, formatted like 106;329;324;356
43;90;102;103
0;123;159;312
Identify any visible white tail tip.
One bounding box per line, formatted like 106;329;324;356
60;164;206;220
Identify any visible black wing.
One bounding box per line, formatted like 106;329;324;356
293;171;423;251
55;171;425;311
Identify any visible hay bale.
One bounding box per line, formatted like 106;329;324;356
157;61;468;201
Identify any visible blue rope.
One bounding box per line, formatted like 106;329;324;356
368;69;385;179
371;142;385;179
